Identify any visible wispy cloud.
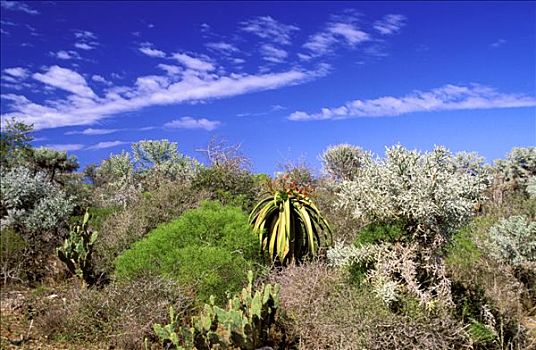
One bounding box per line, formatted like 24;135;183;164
303;19;369;56
289;84;536;121
164;117;221;131
172;53;214;71
43;143;84;151
92;74;113;85
32;65;96;98
490;39;507;48
3;67;29;79
2;64;324;130
237;104;286;117
66;128;119;135
75;42;96;50
139;42;166;58
52;50;81;60
87;140;129;150
260;44;288;63
205;41;239;55
1;1;39;15
74;30;96;40
157;64;182;76
373;14;407;35
73;30;98;50
240;16;299;45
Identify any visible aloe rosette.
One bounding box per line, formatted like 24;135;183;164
249;189;332;264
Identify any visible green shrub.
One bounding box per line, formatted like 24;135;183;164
445;225;482;269
115;201;260;304
354;221;405;246
192;165;260;212
92;181;208;277
468;320;496;346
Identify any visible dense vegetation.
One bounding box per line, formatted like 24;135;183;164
1;119;534;349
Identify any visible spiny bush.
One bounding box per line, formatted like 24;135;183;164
445;217;532;349
0;228;26;284
115;201;260;304
92;181;208;277
495;147;536;193
269;262;470;350
320;143;370;181
1;166;74;234
487;215;536;268
0;166;74;282
331;146;489;307
337;145;489;251
36;276;192;349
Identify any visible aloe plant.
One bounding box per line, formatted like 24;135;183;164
249;188;332;264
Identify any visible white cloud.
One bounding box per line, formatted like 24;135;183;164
75;42;96;50
260;44;288;63
490;39;507;48
200;23;211;33
303;21;369;55
164;117;221;131
52;50;81;60
66;128;119;135
240;16;299;45
139;46;166;58
4;67;29;79
92;74;112;85
43;143;84;151
33;66;96;98
1;1;39;15
373;14;407;35
157;64;182;76
172;53;214;71
74;30;96;40
289;84;536;121
205;42;239;54
2;65;321;130
87;140;129;150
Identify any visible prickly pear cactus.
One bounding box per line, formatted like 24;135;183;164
57;210;98;286
152;271;280;349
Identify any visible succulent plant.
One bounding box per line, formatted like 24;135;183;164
153;271;280;349
57;210;98;286
250;189;332;265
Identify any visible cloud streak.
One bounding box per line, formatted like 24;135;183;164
373;14;407;35
2;64;323;130
1;1;39;15
32;65;96;98
66;128;120;135
240;16;299;45
164;117;221;131
303;19;369;56
86;140;129;150
289;84;536;121
43;143;85;151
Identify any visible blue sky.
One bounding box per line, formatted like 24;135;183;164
1;1;535;174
